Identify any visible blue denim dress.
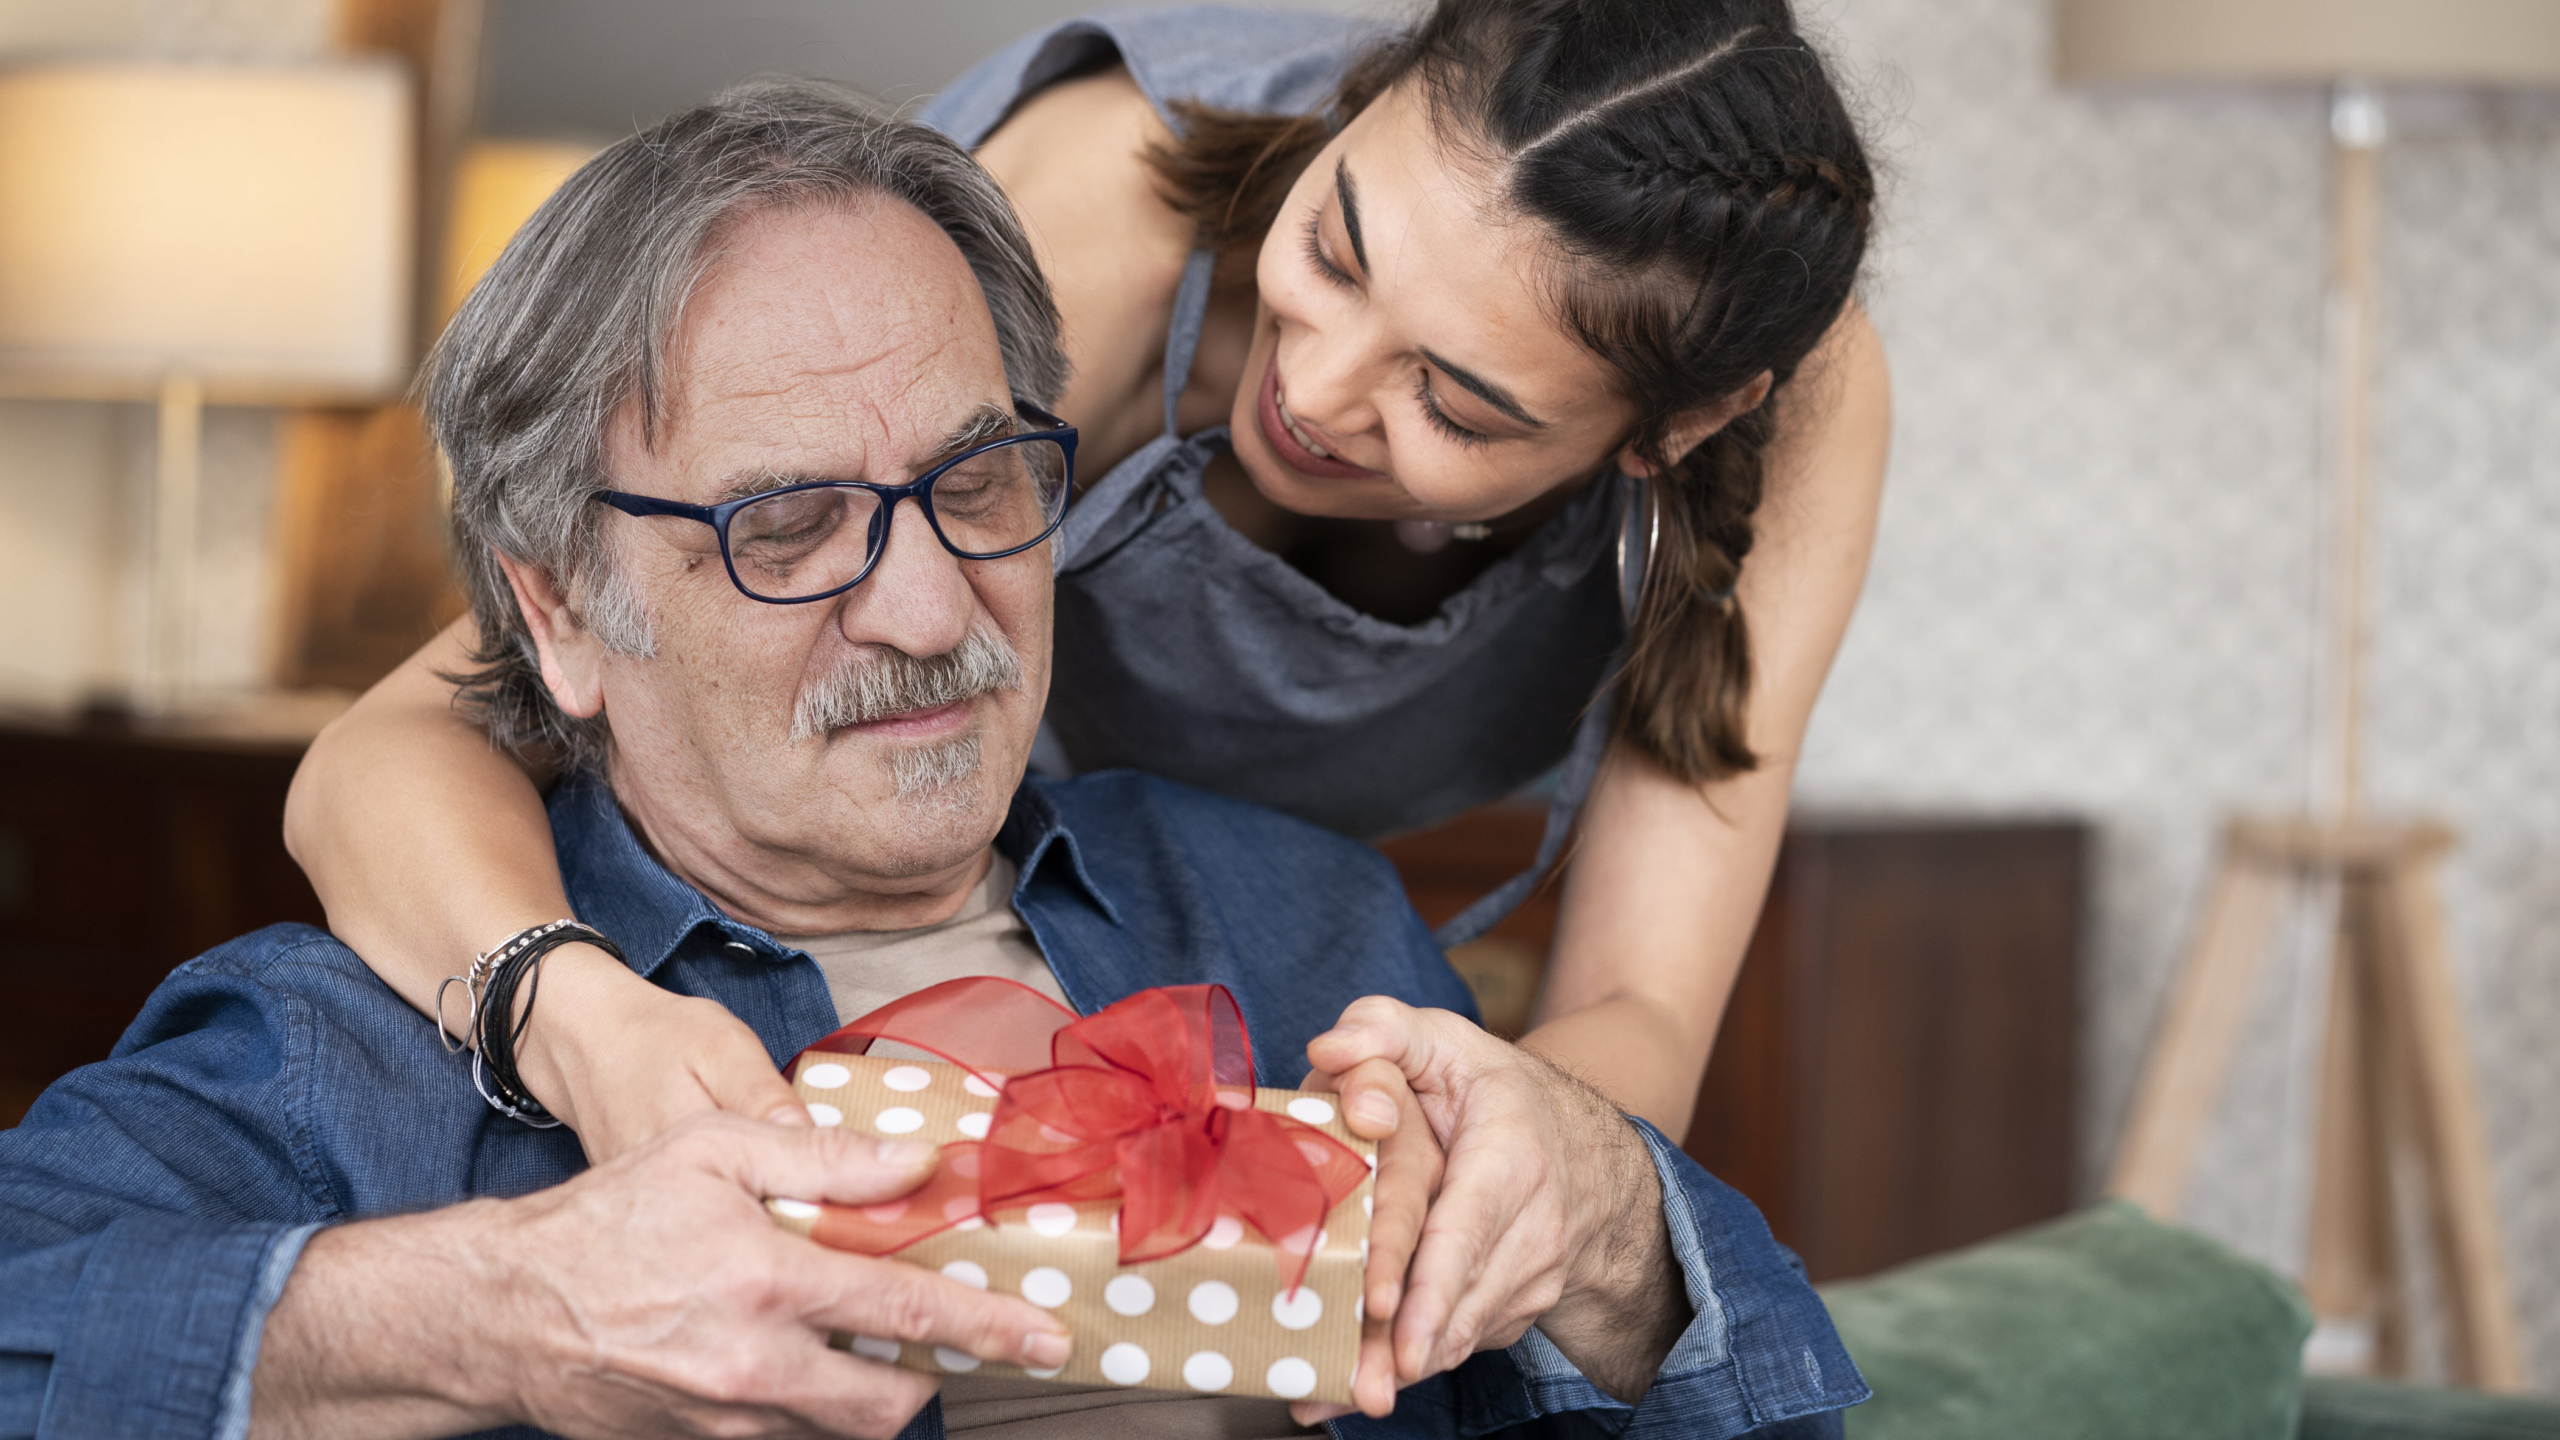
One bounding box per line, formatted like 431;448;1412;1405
921;6;1645;945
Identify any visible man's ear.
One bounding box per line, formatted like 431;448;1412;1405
492;551;608;719
1615;370;1775;478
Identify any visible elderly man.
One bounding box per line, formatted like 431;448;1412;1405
0;85;1859;1440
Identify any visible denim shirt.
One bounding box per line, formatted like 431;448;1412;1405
0;770;1863;1440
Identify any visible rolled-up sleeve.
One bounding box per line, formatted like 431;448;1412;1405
0;932;339;1440
0;1217;319;1440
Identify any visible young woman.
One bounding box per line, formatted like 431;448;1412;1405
286;0;1886;1406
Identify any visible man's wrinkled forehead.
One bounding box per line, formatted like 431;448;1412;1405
623;194;1012;493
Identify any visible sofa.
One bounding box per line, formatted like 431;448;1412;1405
1818;1202;2560;1440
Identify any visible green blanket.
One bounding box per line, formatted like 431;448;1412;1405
1818;1202;2313;1440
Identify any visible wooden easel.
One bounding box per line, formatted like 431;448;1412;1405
2106;816;2526;1390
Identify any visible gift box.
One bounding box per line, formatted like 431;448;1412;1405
764;980;1375;1405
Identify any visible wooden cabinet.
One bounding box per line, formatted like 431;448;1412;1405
1383;807;2086;1282
0;719;325;1120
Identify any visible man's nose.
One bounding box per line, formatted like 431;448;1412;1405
831;498;978;657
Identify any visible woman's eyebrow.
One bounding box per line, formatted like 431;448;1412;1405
1334;159;1370;275
1338;159;1545;430
1421;347;1547;429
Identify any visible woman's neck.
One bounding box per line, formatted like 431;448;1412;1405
1200;450;1600;626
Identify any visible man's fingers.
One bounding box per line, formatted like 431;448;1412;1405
1352;1290;1403;1417
807;1251;1073;1372
1307;996;1433;1081
681;1119;1072;1365
1433;1249;1558;1376
1310;1000;1495;1128
750;1333;947;1440
676;1112;942;1208
1331;1056;1410;1140
1360;1068;1442;1327
1392;1145;1532;1383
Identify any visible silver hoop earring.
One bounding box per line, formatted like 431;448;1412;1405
1616;475;1660;625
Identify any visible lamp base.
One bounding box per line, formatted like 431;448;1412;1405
140;374;204;716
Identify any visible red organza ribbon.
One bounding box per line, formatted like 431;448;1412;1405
791;977;1367;1290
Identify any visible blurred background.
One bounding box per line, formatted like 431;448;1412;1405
0;0;2550;1403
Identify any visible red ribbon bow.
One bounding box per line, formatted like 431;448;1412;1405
790;977;1367;1290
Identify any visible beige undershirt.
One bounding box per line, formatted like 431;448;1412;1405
781;853;1317;1440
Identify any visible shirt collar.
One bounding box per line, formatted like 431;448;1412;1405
549;770;1121;978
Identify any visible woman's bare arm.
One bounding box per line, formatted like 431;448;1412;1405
1528;304;1891;1135
284;619;803;1157
286;619;569;1005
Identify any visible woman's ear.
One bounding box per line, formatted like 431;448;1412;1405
1615;370;1774;477
493;551;609;719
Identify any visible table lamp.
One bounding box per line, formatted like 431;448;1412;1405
2061;0;2560;1388
0;60;413;709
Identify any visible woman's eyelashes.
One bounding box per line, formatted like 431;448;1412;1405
1300;214;1354;288
1416;372;1493;447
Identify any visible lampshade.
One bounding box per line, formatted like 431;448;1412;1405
2057;0;2560;86
438;138;594;324
0;61;413;404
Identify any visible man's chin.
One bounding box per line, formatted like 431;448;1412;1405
852;777;999;878
780;713;1030;881
841;730;999;870
887;728;984;798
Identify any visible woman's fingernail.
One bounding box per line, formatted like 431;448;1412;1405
1024;1329;1073;1368
873;1139;937;1168
1351;1091;1400;1131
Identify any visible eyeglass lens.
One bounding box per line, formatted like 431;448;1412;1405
725;437;1069;601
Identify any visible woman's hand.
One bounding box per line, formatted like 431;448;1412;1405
1292;1056;1445;1423
512;943;810;1165
1305;997;1689;1404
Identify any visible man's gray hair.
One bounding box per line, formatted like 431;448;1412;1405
431;79;1067;769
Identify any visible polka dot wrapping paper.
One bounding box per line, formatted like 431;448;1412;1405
765;1050;1374;1404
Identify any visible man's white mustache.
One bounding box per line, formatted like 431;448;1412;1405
789;628;1023;744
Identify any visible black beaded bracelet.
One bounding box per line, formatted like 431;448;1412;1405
436;920;625;1128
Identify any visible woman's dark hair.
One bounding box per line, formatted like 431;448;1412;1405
1147;0;1873;784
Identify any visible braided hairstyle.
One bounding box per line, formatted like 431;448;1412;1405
1148;0;1874;783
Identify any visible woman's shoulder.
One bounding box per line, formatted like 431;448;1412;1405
970;65;1192;465
920;5;1386;147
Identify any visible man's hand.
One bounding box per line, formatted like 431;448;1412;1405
1307;998;1691;1404
1296;1057;1445;1423
513;942;811;1163
251;1113;1072;1440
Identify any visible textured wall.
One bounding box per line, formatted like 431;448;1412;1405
1800;0;2559;1387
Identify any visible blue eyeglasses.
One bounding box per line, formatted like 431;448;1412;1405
592;403;1076;605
